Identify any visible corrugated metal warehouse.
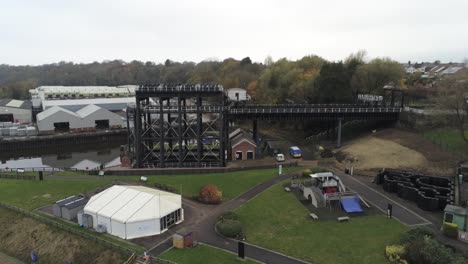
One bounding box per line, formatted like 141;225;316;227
84;185;183;239
36;105;126;134
0;99;32;124
61;197;88;221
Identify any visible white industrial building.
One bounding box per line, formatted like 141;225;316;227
83;185;183;239
36;105;126;134
0;99;32;124
226;88;250;102
36;106;83;133
30;85;137;112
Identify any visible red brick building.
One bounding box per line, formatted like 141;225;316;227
231;131;256;161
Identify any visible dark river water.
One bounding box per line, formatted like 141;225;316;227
0;143;122;171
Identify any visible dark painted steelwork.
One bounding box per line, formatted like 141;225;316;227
128;84;404;168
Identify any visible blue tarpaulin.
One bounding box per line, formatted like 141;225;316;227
341;197;363;213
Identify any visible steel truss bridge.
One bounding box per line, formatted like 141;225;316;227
127;84;403;168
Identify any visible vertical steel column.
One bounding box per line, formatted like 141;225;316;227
167;98;172;151
178;97;183;167
159;98;165;168
253;119;258;158
146;98;153;153
336;118;343;148
197;96;203;166
183;99;188;155
134;98;142;168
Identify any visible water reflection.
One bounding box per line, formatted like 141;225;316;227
0;146;121;171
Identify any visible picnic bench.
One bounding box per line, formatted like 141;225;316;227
309;213;319;220
337;216;350;222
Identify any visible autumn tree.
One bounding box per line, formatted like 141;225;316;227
351;58;405;95
433;75;468;143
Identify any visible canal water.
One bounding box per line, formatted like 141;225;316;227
0;143;122;171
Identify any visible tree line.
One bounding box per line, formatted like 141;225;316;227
0;52;405;104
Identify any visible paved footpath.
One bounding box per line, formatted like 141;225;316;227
332;169;432;226
150;172;310;264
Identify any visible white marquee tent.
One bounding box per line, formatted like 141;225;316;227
83;185;183;239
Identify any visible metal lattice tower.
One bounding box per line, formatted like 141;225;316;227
128;84;228;168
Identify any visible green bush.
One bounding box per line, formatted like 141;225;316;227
218;211;239;222
216;219;243;238
302;169;312;178
399;227;435;244
385;245;407;264
404;237;461;264
442;222;458;238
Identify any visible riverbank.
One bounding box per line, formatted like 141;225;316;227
0;129;126;156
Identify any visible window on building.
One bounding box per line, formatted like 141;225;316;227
247;151;254;160
235;151;243;160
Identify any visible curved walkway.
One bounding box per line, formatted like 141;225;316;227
149;172;310;264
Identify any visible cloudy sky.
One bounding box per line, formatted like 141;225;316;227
1;0;468;65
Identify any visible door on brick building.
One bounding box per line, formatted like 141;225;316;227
247;151;254;160
236;151;243;160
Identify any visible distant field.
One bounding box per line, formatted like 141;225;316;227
0;179;111;210
236;181;406;264
161;244;258;264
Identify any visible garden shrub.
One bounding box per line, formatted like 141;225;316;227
385;245;407;264
302;169;312;178
399;227;435;244
198;185;222;204
442;222;458;238
218;211;239;222
404;237;459;264
216;219;243;238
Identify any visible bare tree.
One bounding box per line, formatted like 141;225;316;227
433;75;468;143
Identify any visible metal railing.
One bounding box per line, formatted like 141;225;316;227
136;84;224;93
229;107;402;114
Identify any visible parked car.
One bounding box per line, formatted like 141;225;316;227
276;154;285;162
289;146;302;158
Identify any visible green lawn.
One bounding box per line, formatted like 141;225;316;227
113;167;301;201
160;244;258;264
236;182;406;264
0;179;111;210
424;128;468;158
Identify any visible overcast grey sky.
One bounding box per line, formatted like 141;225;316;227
1;0;467;65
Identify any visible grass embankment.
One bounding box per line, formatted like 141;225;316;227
161;244;258;264
52;167;302;201
0;208;126;264
424;129;468;158
115;167;300;201
236;182;406;264
0;179;111;210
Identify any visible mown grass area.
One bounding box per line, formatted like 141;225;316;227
160;244;258;264
113;167;301;201
424;128;468;158
0;179;111;210
236;182;406;264
52;170;96;177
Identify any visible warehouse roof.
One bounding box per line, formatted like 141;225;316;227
42;97;134;111
0;99;32;110
36;106;80;121
76;104;101;117
85;185;181;223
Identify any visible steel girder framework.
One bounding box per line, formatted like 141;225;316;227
129;84;227;168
